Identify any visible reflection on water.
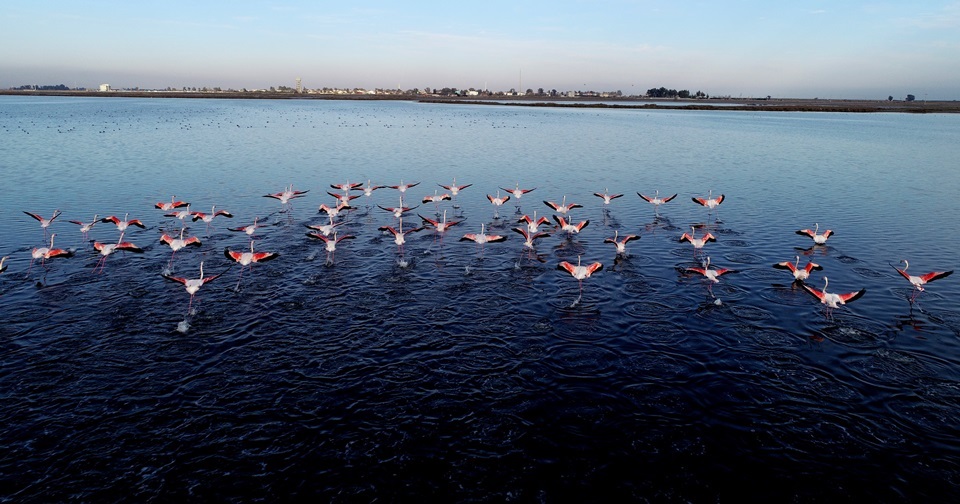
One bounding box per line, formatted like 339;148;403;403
1;96;960;500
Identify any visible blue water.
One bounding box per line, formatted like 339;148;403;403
2;96;960;501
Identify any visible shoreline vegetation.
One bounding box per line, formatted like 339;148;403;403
2;89;957;113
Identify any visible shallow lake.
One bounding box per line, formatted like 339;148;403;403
2;96;959;501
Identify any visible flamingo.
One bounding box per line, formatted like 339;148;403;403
330;181;363;192
305;215;345;237
379;218;422;253
460;223;507;255
228;217;265;239
419;210;461;233
501;183;536;201
377;197;419;219
593;188;624;205
553;215;590;235
24;210;62;238
685;256;736;283
389;180;420;193
692;190;725;210
162;261;224;311
306;230;354;264
327;190;360;206
543;196;582;214
557;255;603;301
92;237;144;273
892;259;953;301
264;184;309;211
155;196;190;211
68;214;99;240
422;190;451;206
440;178;472;196
773;256;822;282
160;227;201;262
29;233;73;271
361;180;384;197
604;230;640;255
487;190;510;218
519;211;550;233
796;223;834;245
802;276;865;309
191;206;233;233
224;241;280;284
318;201;352;219
164;205;192;222
638;190;677;215
101;213;146;238
680;227;716;254
512;227;549;250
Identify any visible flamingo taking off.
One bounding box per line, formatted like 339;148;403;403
487;190;511;218
162;261;224;311
30;233;73;271
92;237;144;273
319;201;352;219
305;215;344;237
330;181;362;192
228;217;265;239
692;190;725;210
519;211;550;233
460;223;507;255
307;230;354;264
389;180;420;193
802;276;865;309
440;178;472;196
378;198;419;219
164;205;192;222
593;188;624;205
224;241;280;280
361;180;384;197
327;190;361;206
160;227;201;262
557;255;603;301
68;214;99;240
512;227;549;250
773;256;822;282
420;210;461;233
24;210;62;238
553;215;589;235
604;230;640;255
264;184;309;212
685;256;736;283
101;214;147;237
422;190;451;205
680;227;716;254
638;190;677;214
379;218;422;253
796;223;834;245
155;196;190;211
543;196;582;215
191;206;233;233
892;259;953;301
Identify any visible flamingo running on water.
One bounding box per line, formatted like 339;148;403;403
796;223;834;245
319;201;352;219
543;196;582;215
160;227;201;262
191;206;233;234
802;276;865;309
24;210;62;238
892;259;953;302
773;256;822;282
377;197;419;219
92;237;144;273
593;188;624;205
330;181;363;192
162;261;224;311
361;180;384;197
680;226;716;254
638;190;678;215
165;205;192;222
29;233;73;271
685;256;736;283
155;196;190;211
306;230;354;264
389;180;420;193
224;241;279;284
604;230;640;256
422;190;451;205
440;178;472;196
460;223;506;255
557;255;603;301
692;190;725;210
264;184;309;212
68;214;99;240
512;227;550;250
305;215;344;237
553;215;589;235
487;190;510;218
379;218;422;254
419;210;461;233
327;190;361;206
228;217;265;240
519;211;550;233
101;213;146;238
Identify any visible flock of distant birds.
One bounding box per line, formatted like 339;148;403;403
7;179;954;316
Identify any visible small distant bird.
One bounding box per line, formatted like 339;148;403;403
519;211;550;233
544;196;582;214
692;190;725;210
24;210;62;238
796;223;833;245
773;256;822;282
101;213;146;237
802;276;865;309
92;237;144;273
593;188;623;205
680;226;716;254
29;233;73;271
638;190;677;214
685;256;736;283
892;259;953;301
162;261;223;311
68;214;99;240
553;215;589;235
155;196;190;211
604;230;640;255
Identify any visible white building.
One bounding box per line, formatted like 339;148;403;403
99;84;111;92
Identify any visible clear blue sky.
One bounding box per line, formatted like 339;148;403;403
2;1;958;99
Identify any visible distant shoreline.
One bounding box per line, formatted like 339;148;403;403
2;89;957;113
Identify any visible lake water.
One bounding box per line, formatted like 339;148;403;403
2;96;960;501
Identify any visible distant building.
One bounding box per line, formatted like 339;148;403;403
99;84;111;92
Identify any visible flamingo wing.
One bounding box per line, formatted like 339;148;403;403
251;251;280;262
662;193;678;202
224;248;245;261
801;283;826;302
117;242;144;253
692;197;707;206
557;261;577;275
162;274;189;286
585;262;603;275
714;194;725;205
637;193;654;203
796;229;815;238
919;270;953;283
838;288;866;303
773;261;798;273
306;232;332;242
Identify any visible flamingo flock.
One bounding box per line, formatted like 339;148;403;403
8;180;954;325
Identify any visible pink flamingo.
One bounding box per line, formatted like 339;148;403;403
155;196;190;211
307;230;354;264
802;276;865;310
68;214;99;240
228;217;265;240
543;196;581;215
487;190;510;218
680;227;716;255
24;210;62;238
265;184;309;212
92;237;144;273
160;227;202;263
593;188;624;205
225;241;280;285
519;211;550;234
29;233;73;271
892;259;953;302
773;256;822;282
557;255;603;302
101;213;146;238
162;261;223;311
604;230;640;256
796;223;833;245
553;215;589;236
638;190;677;215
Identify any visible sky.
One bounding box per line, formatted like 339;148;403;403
2;1;958;99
